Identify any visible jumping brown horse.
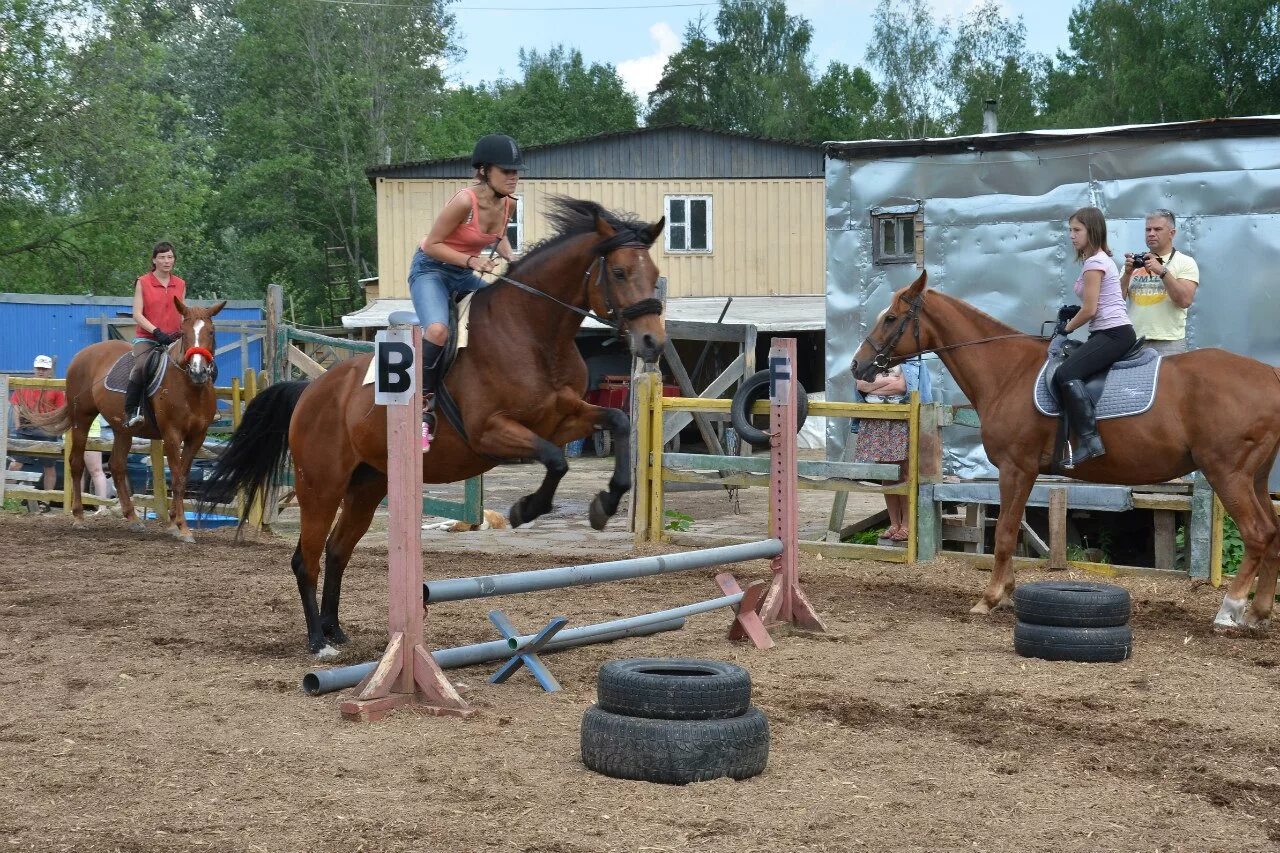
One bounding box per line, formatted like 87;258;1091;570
852;272;1280;630
203;198;666;656
24;298;227;542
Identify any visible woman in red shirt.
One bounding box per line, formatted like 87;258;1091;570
125;242;186;427
407;133;523;450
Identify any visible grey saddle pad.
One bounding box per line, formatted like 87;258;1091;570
1034;347;1162;420
104;349;168;396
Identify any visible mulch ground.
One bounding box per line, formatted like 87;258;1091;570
4;513;1280;852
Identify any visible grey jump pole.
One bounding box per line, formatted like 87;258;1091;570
423;538;782;604
303;616;685;696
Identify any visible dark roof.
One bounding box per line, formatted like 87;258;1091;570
367;124;824;183
824;115;1280;160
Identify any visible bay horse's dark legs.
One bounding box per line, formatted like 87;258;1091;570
507;436;569;528
293;477;344;656
972;464;1037;614
587;407;630;530
319;466;388;646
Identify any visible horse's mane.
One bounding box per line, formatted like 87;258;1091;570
926;288;1025;337
509;196;653;276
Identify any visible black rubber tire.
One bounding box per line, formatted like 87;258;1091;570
596;658;751;720
729;370;809;450
1013;621;1133;663
580;705;769;785
1013;581;1132;628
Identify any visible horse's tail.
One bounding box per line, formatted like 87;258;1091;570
13;400;72;435
201;380;309;526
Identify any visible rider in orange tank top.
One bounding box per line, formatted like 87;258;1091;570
407;133;523;450
125;242;187;427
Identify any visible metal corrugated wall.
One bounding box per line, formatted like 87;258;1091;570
0;297;264;379
376;178;824;300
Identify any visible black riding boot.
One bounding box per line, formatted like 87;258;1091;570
124;372;146;428
1060;379;1105;467
420;341;444;449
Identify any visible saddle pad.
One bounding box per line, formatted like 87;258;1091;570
1034;347;1161;420
104;350;168;396
363;293;474;386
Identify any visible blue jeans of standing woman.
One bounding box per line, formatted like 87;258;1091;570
407;249;486;337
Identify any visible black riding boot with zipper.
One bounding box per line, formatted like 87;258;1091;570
1060;379;1105;467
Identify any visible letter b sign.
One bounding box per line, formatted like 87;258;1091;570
374;329;415;405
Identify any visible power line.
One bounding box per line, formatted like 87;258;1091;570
312;0;713;9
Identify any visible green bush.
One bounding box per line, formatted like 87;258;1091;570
663;509;694;532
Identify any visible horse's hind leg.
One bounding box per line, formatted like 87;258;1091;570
1245;457;1280;627
545;398;630;530
109;430;143;530
319;465;387;646
1208;463;1279;630
68;424;87;526
293;477;344;657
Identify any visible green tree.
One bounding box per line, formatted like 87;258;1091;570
804;62;883;142
948;0;1043;134
645;0;839;140
487;47;639;145
865;0;951;138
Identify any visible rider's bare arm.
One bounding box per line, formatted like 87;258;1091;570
1065;269;1103;333
131;278;157;334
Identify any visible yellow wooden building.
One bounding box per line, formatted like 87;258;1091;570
364;126;825;302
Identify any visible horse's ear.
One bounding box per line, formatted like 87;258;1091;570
594;214;617;239
905;270;928;297
174;295;189;317
642;217;665;246
209;300;228;317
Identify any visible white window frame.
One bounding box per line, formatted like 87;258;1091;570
664;194;713;254
505;195;523;253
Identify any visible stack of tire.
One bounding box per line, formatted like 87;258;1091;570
1013;580;1133;662
581;658;770;785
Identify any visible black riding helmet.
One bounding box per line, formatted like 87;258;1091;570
471;134;524;171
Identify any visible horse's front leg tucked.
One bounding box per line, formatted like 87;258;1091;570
545;400;630;529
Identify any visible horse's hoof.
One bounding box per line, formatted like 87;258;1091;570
1213;596;1249;630
969;600;993;615
508;497;533;528
323;626;350;645
588;494;611;531
128;520;146;532
168;526;195;544
71;518;84;529
315;645;341;660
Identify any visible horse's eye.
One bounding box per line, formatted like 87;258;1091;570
884;314;896;324
612;267;626;280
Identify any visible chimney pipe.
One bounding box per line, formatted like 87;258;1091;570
982;99;998;134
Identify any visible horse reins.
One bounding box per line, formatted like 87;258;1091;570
485;241;663;337
863;292;1046;372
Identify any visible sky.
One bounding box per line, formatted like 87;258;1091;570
442;0;1077;102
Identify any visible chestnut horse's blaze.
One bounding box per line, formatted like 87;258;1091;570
203;198;668;656
852;271;1280;631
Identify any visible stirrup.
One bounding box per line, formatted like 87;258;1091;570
125;410;145;428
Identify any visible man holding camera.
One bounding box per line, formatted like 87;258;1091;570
1121;209;1200;356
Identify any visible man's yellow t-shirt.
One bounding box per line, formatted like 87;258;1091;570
1126;250;1200;341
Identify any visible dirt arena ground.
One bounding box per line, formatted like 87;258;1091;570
5;510;1280;853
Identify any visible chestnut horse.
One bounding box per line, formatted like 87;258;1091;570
24;298;227;542
203;198;666;656
852;272;1280;630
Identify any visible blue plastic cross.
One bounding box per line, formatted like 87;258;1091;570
487;610;568;692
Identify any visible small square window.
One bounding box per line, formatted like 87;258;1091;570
872;212;919;265
665;195;712;254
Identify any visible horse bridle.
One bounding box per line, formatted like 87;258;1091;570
858;292;1041;377
489;241;663;338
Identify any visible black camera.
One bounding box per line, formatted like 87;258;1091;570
1131;252;1153;266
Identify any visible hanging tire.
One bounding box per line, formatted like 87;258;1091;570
1013;581;1131;628
580;705;769;785
729;370;809;450
596;658;752;721
592;428;612;457
1013;621;1133;663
